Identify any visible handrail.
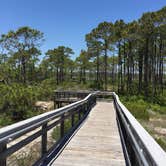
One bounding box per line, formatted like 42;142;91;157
53;91;90;108
54;90;90;101
112;92;166;166
1;91;166;166
0;92;97;166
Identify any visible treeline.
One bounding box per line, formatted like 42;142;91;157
1;7;165;95
85;7;166;97
0;6;166;123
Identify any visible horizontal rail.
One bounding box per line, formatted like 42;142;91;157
1;90;165;166
112;92;166;166
54;90;90;99
53;90;91;108
0;92;97;166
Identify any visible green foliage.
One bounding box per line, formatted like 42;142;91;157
0;83;41;123
121;95;149;120
0;81;58;126
0;26;44;84
52;126;60;141
0;114;13;126
52;119;72;141
36;79;55;100
121;94;166;120
150;104;166;115
0;7;165;131
88;81;104;90
124;99;150;120
155;137;166;151
151;95;166;106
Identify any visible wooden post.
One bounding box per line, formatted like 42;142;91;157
61;114;64;138
41;123;47;156
78;107;81;120
83;104;86;115
54;92;56;109
58;102;60;108
0;142;6;166
71;114;75;127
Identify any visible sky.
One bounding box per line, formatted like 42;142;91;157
0;0;166;59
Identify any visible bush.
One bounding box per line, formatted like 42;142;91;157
152;95;166;106
125;101;149;120
36;79;55;100
0;114;13;126
0;83;39;122
121;97;150;120
150;104;166;114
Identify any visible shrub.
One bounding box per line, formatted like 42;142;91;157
149;104;166;115
0;114;13;126
36;79;55;100
0;83;39;122
122;99;149;120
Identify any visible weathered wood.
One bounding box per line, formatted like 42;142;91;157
53;91;90;109
0;142;6;166
51;102;125;166
0;92;96;166
71;114;75;127
42;123;47;156
60;114;65;138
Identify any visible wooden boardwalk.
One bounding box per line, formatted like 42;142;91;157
51;102;125;166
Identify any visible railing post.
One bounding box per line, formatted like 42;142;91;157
57;102;61;108
71;114;75;127
84;102;87;114
61;114;64;138
41;123;47;156
0;142;7;166
54;92;56;109
87;100;90;111
78;107;81;120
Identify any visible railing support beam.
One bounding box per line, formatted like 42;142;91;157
61;114;65;138
0;142;7;166
71;114;75;127
42;123;47;156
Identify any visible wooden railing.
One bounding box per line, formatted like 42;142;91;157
53;90;90;108
0;92;96;166
0;91;166;166
54;90;90;100
112;92;166;166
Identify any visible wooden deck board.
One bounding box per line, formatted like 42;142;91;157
51;102;125;166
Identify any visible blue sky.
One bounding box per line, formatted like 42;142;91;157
0;0;166;59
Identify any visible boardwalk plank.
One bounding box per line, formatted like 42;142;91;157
51;102;125;166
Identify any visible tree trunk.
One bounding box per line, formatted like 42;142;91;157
144;38;149;97
104;41;108;91
96;51;100;89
